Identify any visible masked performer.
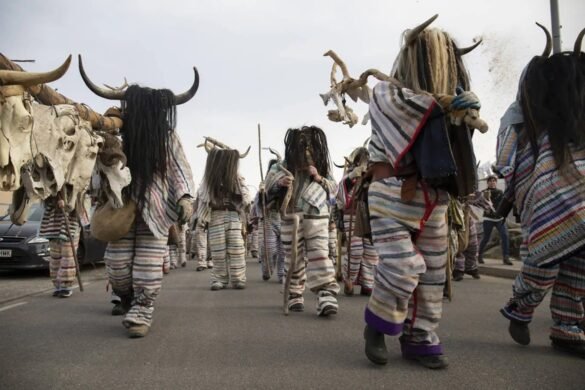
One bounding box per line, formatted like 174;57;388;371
337;147;379;296
79;59;197;337
498;25;585;358
247;203;260;259
202;147;251;290
257;159;286;283
192;185;213;271
362;15;485;368
265;126;339;316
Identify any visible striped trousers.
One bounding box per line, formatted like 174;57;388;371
104;213;167;327
501;248;585;342
258;212;285;281
209;210;246;287
281;212;339;298
342;212;379;289
49;225;81;291
365;177;448;356
454;220;479;272
192;222;212;268
247;226;259;256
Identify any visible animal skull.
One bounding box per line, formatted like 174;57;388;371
21;104;101;211
0;56;72;191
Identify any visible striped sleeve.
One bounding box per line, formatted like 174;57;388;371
368;81;436;168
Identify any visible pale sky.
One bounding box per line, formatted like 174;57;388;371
2;0;585;190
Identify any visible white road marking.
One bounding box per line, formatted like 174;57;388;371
0;301;28;312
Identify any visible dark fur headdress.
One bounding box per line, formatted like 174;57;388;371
203;148;240;202
121;85;176;207
284;125;331;177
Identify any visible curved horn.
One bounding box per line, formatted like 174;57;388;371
239;146;251;159
363;137;371;147
333;161;346;168
324;50;350;79
174;67;200;105
405;14;439;46
574;27;585;55
204;136;230;149
268;147;282;161
78;55;125;100
196;139;213;153
457;39;483;56
535;22;552;57
0;55;71;86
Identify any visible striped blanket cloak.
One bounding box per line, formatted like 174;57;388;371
496;124;585;267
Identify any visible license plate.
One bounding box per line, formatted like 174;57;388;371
0;249;12;257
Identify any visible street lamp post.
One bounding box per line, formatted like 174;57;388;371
550;0;562;53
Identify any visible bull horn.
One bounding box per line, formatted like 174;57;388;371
457;39;483;56
174;67;200;105
239;146;251;159
535;22;552;57
574;27;585;55
0;55;71;86
405;14;439;46
333;161;346;168
363;137;371;147
78;55;125;100
268;147;282;161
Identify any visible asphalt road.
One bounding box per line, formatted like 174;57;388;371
0;259;583;390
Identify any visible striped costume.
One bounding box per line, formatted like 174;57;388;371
192;186;212;270
454;218;479;273
40;197;84;294
258;209;285;282
497;120;585;343
266;162;340;314
365;81;450;357
206;176;250;290
104;132;194;328
192;220;211;269
338;173;379;294
247;224;259;258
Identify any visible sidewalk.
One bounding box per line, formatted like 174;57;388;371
478;257;521;280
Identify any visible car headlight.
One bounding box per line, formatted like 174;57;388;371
28;237;49;244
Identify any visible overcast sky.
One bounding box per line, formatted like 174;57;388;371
2;0;585;189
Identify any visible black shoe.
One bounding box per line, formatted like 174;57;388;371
508;319;530;345
360;287;372;297
364;325;388;365
112;297;131;316
289;302;304;312
58;289;73;298
196;266;206;272
262;273;270;281
465;269;481;279
550;338;585;358
478;257;485;264
408;354;449;369
112;303;127;316
503;258;513;266
452;269;464;282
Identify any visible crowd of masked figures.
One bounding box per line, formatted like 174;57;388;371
1;12;584;369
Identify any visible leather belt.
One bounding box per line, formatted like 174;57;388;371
367;162;418;202
368;162;417;181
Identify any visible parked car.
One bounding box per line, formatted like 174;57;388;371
0;202;107;271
